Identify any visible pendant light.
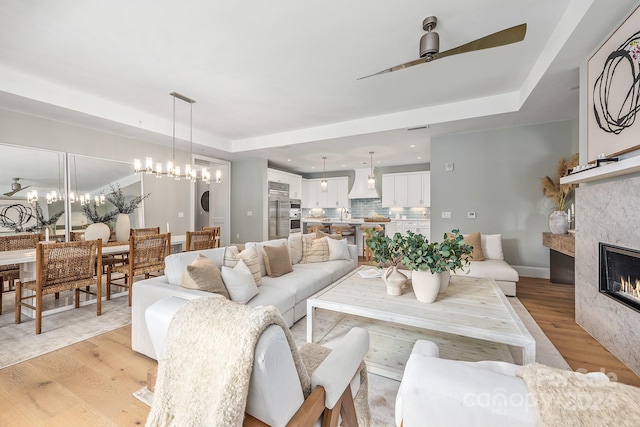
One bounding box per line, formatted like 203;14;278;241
321;156;328;192
368;151;376;189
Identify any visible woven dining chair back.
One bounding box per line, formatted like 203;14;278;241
0;233;42;315
15;239;102;334
130;227;160;236
186;230;216;251
202;226;221;248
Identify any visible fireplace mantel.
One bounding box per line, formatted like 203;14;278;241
560;155;640;185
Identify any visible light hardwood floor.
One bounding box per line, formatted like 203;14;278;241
1;275;639;425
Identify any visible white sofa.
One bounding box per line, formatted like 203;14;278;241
452;234;519;296
131;237;358;360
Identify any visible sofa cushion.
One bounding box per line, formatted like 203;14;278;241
288;233;314;265
263;243;293;277
224;246;263;286
165;247;226;286
327;237;350;261
463;232;485;261
246;284;296;317
481;234;504;261
246;239;288;276
262;265;333;303
455;259;519;283
301;236;329;263
221;259;259;304
182;254;230;298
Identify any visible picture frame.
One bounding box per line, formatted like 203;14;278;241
587;3;640;162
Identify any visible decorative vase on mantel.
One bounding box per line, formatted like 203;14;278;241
411;269;441;303
548;210;569;235
115;213;130;242
383;266;407;296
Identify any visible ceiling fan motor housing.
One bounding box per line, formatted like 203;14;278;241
420;31;439;58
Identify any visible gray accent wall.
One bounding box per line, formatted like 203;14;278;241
430;119;577;268
230;158;268;243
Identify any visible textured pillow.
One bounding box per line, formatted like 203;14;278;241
263;243;293;277
463;232;485;261
182;254;230;298
326;237;350;261
481;234;504;260
220;260;259;304
301;236;329;263
246;239;288;276
223;246;263;285
316;230;344;240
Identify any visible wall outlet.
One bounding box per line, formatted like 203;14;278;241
247;211;253;216
441;211;451;219
237;233;240;239
178;211;184;218
445;162;454;172
467;211;477;219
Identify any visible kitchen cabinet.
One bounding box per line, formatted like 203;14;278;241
383;172;430;207
302;177;348;208
268;168;303;199
381;174;408;207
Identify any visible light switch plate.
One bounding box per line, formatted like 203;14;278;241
441;211;451;219
468;211;476;219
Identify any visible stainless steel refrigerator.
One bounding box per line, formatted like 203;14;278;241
268;181;291;239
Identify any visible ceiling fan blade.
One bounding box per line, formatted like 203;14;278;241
358;23;526;80
434;23;527;61
3;184;31;197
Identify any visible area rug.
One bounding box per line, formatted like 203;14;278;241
0;291;131;369
134;297;568;427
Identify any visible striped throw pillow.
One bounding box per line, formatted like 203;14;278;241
301;236;329;263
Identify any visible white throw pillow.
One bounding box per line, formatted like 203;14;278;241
221;259;259;304
326;236;350;261
481;234;504;260
288;233;314;265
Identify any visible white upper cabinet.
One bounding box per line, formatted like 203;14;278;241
302;177;348;208
383;172;430;207
268;168;303;199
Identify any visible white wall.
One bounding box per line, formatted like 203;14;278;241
430;119;578;269
230;158;268;243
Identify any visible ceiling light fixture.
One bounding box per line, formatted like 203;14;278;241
368;152;376;190
134;92;210;183
321;156;328;192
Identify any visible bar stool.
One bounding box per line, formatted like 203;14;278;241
307;224;330;234
361;225;384;260
331;224;356;245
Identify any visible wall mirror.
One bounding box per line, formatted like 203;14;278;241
68;154;142;240
0;142;66;239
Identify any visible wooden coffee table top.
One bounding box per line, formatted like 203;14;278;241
307;267;535;352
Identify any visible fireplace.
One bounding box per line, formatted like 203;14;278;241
599;243;640;312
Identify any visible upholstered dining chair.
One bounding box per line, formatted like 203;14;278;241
202;226;221;247
15;239;102;334
0;233;42;315
107;233;170;306
130;227;160;236
185;230;215;251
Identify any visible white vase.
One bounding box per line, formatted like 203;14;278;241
411;269;441;303
438;269;451;293
383;266;407;296
115;213;130;242
548;210;569;234
85;222;111;243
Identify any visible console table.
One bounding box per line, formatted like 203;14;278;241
542;232;575;285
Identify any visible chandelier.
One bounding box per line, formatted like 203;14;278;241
321;156;328;192
368;151;376;189
134;92;211;183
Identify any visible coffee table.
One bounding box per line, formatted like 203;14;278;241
307;267;535;379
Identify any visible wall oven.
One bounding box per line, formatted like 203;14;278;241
290;199;301;233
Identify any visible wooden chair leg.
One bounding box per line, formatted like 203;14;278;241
14;281;21;324
106;266;112;301
35;288;42;335
0;277;3;316
96;272;102;316
55;292;59;300
75;288;80;309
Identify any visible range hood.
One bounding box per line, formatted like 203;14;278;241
348;168;380;199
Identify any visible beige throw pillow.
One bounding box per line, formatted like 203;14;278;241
263;243;293;277
223;246;263;285
182;254;230;298
463;232;485;261
301;236;329;263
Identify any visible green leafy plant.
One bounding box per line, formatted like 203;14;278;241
106;183;151;214
438;229;473;273
399;230;443;273
82;202;118;224
366;230;405;267
25;202;64;232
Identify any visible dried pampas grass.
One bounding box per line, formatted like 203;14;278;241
540;153;579;211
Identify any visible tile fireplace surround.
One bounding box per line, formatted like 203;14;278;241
576;174;640;376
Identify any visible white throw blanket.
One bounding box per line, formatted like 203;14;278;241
145;297;310;427
517;363;640;427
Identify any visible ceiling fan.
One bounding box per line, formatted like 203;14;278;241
3;177;31;197
358;16;527;80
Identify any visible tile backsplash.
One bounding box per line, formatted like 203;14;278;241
303;198;430;219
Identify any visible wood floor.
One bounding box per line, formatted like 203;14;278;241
1;275;639;425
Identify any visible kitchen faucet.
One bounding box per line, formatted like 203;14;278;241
340;207;349;221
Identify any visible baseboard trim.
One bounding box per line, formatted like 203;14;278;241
513;265;550;279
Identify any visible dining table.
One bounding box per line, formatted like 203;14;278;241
0;234;186;318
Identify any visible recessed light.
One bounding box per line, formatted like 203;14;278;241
287;159;291;162
410;144;415;148
342;164;346;167
311;166;315;169
377;160;381;164
417;156;422;160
